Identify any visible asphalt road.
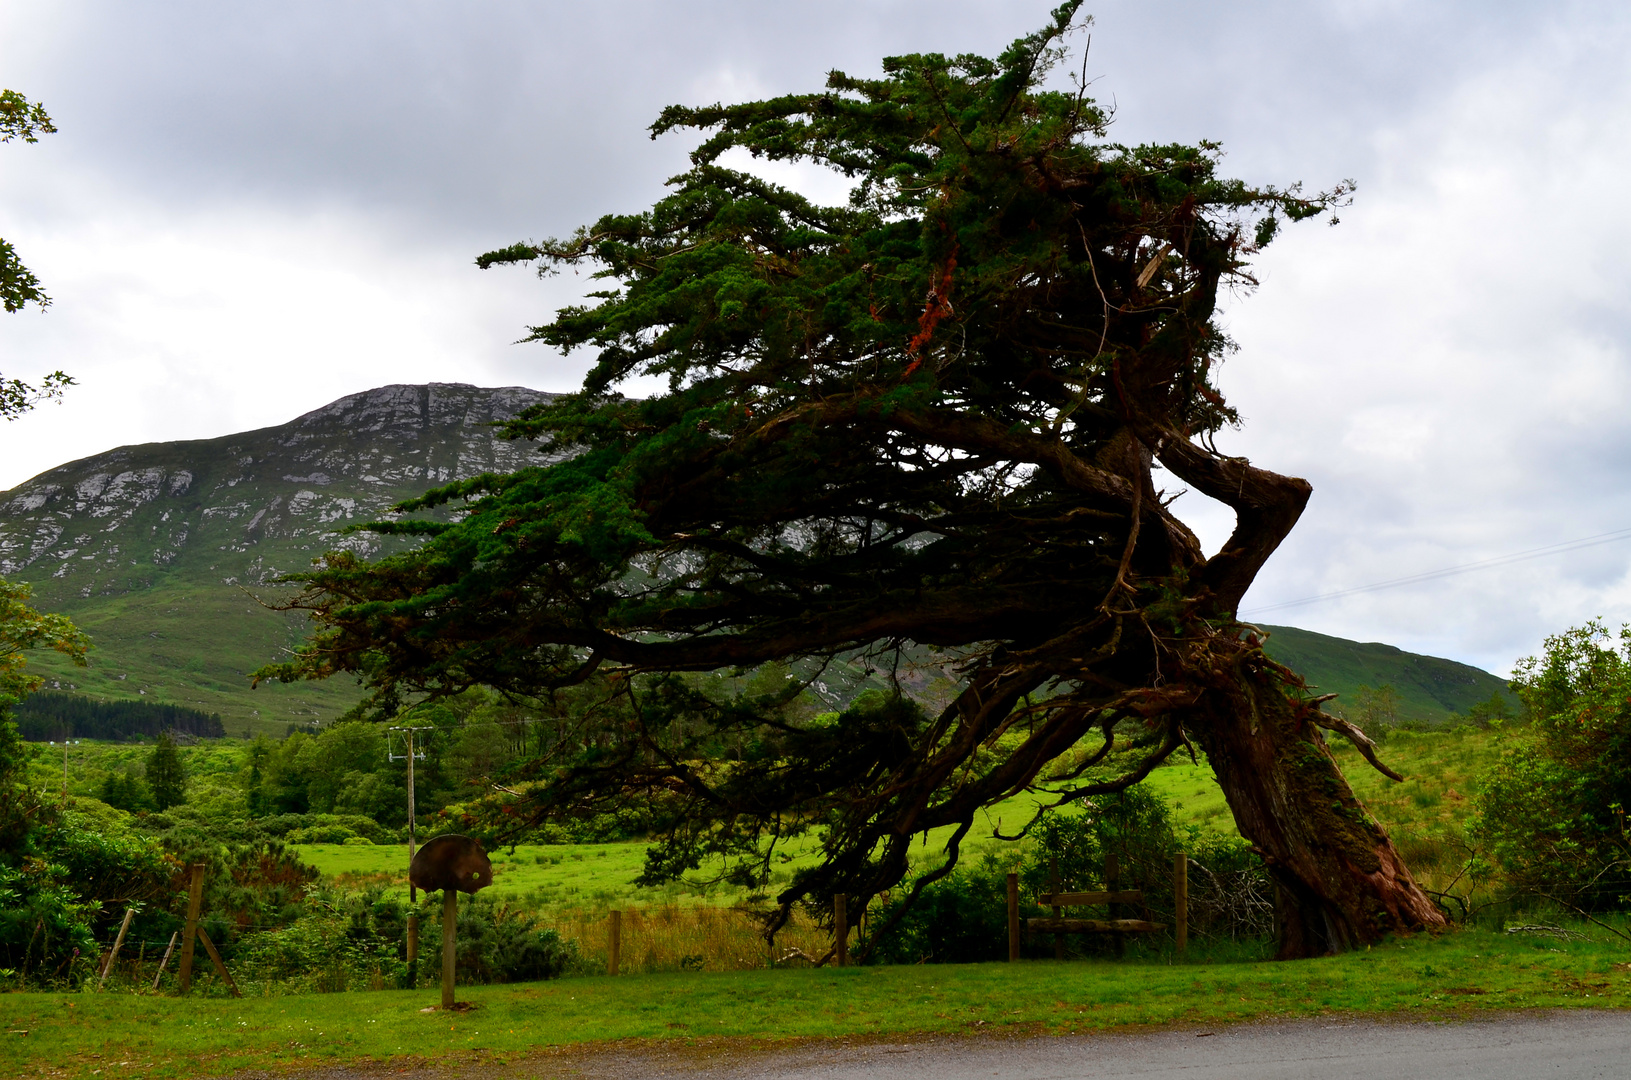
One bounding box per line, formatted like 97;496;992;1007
262;1011;1631;1080
572;1013;1631;1080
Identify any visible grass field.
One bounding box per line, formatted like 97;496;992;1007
294;725;1510;915
4;924;1629;1080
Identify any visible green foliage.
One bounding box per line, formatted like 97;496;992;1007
0;861;98;985
866;786;1271;964
0;802;178;986
2;88;71;415
96;769;154;813
0;578;89;717
414;892;579;984
145;731;187;810
1474;620;1631;910
0;89;56;145
232;887;407;993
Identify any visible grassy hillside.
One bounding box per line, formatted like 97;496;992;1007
1260;623;1515;724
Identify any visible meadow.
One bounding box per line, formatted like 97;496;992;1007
272;725;1515;977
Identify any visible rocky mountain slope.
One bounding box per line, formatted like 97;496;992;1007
1;383;1515;738
0;383;553;735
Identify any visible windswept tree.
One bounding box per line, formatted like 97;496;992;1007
268;3;1443;957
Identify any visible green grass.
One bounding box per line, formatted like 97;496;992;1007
301;841;730;907
291;727;1506;913
1145;725;1502;837
5;926;1630;1079
298;798;1050;910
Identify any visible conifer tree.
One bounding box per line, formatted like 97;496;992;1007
145;731;186;811
268;2;1443;956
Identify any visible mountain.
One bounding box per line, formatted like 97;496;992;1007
0;383;554;736
0;383;1515;737
1259;624;1515;724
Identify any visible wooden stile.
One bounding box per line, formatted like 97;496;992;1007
1106;852;1123;958
1026;917;1166;934
1035;890;1145;907
1049;859;1063;960
1023;853;1188;953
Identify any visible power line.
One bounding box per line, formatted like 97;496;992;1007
1243;526;1631;616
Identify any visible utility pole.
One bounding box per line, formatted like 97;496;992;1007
388;726;430;901
48;739;79;797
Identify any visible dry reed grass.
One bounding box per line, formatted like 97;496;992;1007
540;903;841;973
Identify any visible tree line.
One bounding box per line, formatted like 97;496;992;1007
11;691;225;741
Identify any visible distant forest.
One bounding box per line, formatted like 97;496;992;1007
12;691;225;741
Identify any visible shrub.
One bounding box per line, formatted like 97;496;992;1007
863;783;1273;963
1474;620;1631;911
0;802;178;986
414;893;579;983
261;813;397;845
233;888;405;993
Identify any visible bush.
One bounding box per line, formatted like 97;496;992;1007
262;813;397;845
414;893;579;983
1475;620;1631;911
0;802;178;986
864;784;1273;963
233;888;405;994
97;770;154;813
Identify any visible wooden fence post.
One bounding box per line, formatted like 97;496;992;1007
98;907;135;990
178;863;204;993
834;894;848;967
1049;858;1064;960
1006;873;1019;962
441;889;457;1009
1174;852;1188;956
406;912;419;988
1105;852;1123;958
194;926;241;998
608;910;622;976
150;931;179;992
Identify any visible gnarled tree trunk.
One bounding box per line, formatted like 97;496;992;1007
1153;433;1447;956
1192;652;1447;957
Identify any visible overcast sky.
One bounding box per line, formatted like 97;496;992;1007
2;0;1628;677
